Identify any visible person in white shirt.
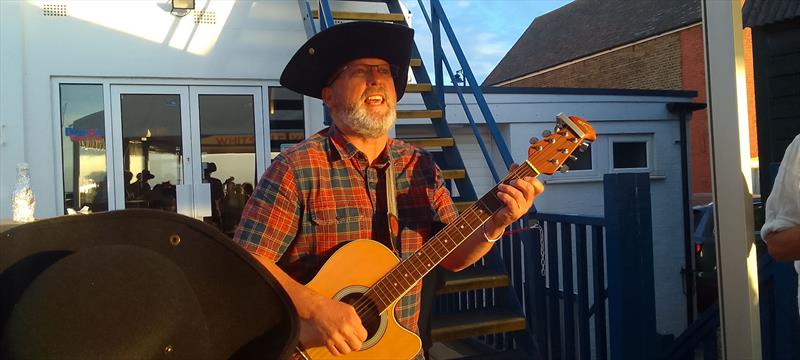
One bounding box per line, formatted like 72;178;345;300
761;134;800;314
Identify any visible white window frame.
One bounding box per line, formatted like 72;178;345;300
608;133;654;173
50;77;281;216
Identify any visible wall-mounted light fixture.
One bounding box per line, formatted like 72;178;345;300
170;0;195;16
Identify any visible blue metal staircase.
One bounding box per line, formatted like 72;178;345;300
297;0;535;358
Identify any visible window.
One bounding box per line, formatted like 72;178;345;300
612;141;648;169
268;87;305;158
59;84;108;213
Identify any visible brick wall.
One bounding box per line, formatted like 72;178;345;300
506;31;684;90
502;23;758;196
680;25;712;194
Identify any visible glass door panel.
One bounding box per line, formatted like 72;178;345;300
190;87;263;235
111;86;192;216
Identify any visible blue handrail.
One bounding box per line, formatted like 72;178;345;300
414;0;500;182
317;0;334;30
298;0;334;37
418;0;515;171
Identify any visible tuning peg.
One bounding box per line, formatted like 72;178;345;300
555;123;564;131
529;136;539;144
559;165;570;173
579;142;590;152
559;148;569;154
549;159;560;165
542;129;552;137
568;155;578;161
534;145;543;151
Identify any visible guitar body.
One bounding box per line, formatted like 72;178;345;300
299;239;421;360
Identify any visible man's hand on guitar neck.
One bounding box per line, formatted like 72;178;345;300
442;165;543;272
256;257;368;356
489;169;543;237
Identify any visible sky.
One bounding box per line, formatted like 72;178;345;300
402;0;572;85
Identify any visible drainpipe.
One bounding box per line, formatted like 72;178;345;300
666;101;706;325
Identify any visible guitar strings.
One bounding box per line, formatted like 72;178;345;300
309;146;557;356
343;162;540;343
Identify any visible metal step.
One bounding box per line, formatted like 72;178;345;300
311;10;406;22
431;307;526;342
432;339;534;360
441;169;465;180
397;109;443;119
400;137;454;148
438;266;510;294
405;83;433;93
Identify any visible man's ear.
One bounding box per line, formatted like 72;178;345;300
321;87;333;107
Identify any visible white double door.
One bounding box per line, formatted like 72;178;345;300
109;85;265;229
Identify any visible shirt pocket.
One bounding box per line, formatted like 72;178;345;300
308;206;364;225
306;203;369;240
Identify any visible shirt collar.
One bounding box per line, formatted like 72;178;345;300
327;125;392;168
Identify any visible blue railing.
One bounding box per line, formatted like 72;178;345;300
435;173;658;359
297;0;334;37
520;213;608;360
415;0;513;181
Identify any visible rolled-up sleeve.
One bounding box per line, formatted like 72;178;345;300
761;135;800;240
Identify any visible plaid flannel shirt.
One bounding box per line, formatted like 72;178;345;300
234;126;457;336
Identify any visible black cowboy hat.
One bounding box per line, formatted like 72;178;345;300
280;21;414;100
0;209;298;359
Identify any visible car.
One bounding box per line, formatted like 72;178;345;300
691;199;764;313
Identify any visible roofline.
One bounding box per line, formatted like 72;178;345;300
490;22;703;87
445;86;698;98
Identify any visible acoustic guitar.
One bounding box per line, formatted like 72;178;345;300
295;114;596;359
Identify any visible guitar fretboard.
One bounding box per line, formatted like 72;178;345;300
364;163;539;312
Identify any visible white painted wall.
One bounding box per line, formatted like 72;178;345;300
0;0;308;219
398;90;694;338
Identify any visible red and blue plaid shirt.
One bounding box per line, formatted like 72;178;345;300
234;125;457;335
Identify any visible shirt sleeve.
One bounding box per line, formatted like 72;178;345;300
233;157;301;261
761;135;800;240
431;160;458;226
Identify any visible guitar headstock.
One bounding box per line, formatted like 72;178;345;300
527;114;596;175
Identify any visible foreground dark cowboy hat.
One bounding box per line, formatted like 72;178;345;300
280;21;414;100
0;209;298;359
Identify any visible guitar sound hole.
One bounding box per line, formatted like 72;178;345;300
339;292;382;341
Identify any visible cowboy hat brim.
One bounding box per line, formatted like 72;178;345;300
280;21;414;100
0;209;298;359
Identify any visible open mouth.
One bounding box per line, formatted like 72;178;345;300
364;94;385;105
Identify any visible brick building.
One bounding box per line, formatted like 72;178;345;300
484;0;758;198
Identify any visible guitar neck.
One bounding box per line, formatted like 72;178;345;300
364;162;540;312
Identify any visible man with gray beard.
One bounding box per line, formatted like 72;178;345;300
234;21;542;358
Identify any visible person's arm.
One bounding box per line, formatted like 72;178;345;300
253;256;367;356
765;226;800;261
235;159;366;356
441;171;544;272
761;135;800;263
